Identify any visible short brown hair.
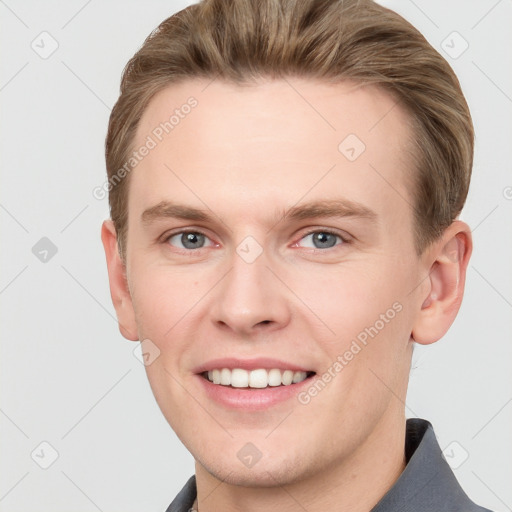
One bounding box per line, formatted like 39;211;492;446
105;0;474;261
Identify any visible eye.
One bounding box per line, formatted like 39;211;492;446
297;230;346;250
165;231;215;250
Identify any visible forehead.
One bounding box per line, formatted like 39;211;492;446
129;78;415;229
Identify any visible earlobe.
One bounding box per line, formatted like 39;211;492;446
412;221;472;345
100;220;139;341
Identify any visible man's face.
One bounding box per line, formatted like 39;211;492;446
122;78;427;485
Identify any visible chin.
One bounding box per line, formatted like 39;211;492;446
196;450;313;488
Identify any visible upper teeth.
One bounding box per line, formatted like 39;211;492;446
206;368;309;388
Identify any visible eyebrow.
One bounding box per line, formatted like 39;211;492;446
141;198;377;226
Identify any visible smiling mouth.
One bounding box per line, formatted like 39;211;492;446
201;368;316;389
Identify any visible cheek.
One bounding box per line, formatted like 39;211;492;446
290;261;413;397
290;263;401;336
129;264;202;340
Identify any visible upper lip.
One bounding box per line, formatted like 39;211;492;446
192;357;314;374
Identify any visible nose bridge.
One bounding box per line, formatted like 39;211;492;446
210;240;290;334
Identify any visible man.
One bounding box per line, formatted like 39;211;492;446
101;0;493;510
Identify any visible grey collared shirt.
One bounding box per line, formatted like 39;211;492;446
165;418;493;512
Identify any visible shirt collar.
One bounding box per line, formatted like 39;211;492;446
371;418;490;511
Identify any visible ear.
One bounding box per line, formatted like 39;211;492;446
411;220;472;345
101;220;139;341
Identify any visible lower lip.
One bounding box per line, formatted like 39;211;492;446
196;374;315;410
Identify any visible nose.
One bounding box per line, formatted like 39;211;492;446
209;248;291;337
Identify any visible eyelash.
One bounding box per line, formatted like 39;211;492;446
161;228;350;254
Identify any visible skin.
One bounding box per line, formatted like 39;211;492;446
102;78;472;512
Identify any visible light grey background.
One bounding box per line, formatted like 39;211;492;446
1;1;510;511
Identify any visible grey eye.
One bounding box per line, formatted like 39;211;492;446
301;232;341;249
168;232;211;250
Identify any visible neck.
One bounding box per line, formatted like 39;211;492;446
194;412;407;512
